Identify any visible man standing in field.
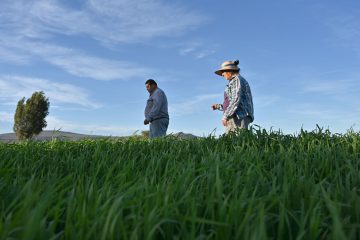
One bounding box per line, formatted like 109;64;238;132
211;60;254;134
144;79;169;138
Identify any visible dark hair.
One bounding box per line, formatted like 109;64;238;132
145;79;157;86
223;69;240;74
233;60;240;72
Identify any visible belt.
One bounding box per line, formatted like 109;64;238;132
151;117;169;122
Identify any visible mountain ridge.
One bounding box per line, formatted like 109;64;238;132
0;130;199;142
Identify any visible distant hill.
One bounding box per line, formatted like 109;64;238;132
168;132;199;139
0;130;103;143
0;130;199;143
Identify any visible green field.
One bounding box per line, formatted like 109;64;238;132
1;127;359;239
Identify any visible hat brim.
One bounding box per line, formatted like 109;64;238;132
214;67;239;76
214;69;224;76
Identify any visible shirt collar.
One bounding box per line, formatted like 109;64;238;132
150;87;158;96
226;74;240;86
231;73;240;81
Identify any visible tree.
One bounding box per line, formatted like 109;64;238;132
13;91;50;140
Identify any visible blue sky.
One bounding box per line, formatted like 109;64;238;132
0;0;359;136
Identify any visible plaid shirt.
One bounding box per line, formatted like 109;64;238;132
218;74;254;121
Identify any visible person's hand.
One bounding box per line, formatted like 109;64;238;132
222;119;228;126
144;119;150;125
211;104;217;110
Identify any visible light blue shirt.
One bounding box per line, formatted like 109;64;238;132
145;88;169;122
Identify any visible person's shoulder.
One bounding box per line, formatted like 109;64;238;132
153;88;166;98
231;75;241;84
238;74;245;80
239;75;249;83
157;88;167;95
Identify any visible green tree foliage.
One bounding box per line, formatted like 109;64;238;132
13;91;50;140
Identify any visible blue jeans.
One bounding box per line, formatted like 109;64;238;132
150;118;169;138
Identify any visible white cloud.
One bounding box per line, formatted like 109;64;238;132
0;38;155;81
0;112;13;123
169;93;221;117
288;106;335;119
0;75;100;108
46;116;139;136
324;13;360;56
86;0;207;43
42;49;154;81
0;0;207;80
0;0;207;44
195;50;216;59
286;103;360;134
254;95;280;108
178;42;216;59
179;47;196;56
300;77;360;97
0;47;29;65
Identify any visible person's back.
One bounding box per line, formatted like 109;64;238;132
235;75;254;122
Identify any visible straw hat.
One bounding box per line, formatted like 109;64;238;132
214;60;240;76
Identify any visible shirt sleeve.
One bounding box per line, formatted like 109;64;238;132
223;78;241;120
146;91;163;121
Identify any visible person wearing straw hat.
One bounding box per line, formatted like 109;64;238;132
211;60;254;134
144;79;169;138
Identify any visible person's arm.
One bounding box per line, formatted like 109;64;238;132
223;78;241;120
146;91;163;121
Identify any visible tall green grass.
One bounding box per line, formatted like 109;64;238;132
0;127;359;239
